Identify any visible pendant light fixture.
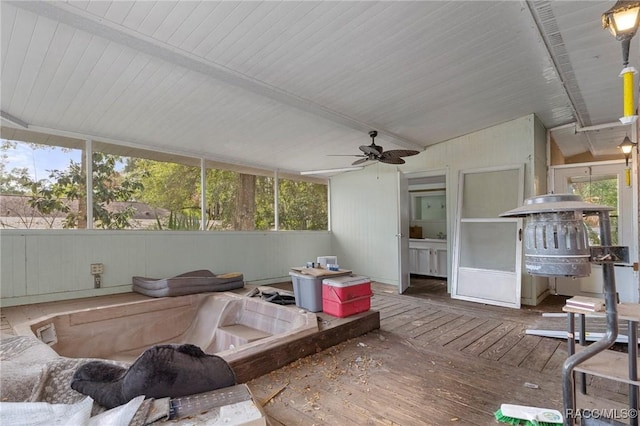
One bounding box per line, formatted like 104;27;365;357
603;1;640;124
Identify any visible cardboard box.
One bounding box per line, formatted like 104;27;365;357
321;275;372;318
410;226;423;239
316;256;337;268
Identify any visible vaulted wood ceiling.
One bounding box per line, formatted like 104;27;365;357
1;1;636;175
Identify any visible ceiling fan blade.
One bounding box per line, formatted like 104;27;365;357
352;157;370;165
349;131;418;167
379;156;405;164
379;151;408;164
327;154;365;157
384;149;420;157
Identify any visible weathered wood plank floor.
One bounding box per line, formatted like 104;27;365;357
248;277;630;425
1;278;631;425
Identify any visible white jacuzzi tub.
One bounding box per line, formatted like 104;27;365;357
27;292;318;363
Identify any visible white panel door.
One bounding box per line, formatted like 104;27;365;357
452;165;524;308
398;171;410;294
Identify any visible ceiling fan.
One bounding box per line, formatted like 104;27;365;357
333;131;420;165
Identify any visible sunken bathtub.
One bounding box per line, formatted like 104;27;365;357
27;292;318;364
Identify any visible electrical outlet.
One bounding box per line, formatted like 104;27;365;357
90;263;104;275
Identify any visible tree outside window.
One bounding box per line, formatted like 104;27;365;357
1;132;328;231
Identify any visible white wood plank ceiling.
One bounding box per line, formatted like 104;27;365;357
1;1;637;174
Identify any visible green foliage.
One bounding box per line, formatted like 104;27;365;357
155;210;207;231
571;178;619;245
28;178;72;222
278;179;328;230
25;152;147;229
91;153;147;229
0;163;33;195
35;160;84;228
134;159;200;212
205;168;239;230
2;139;329;231
254;176;275;230
136;164;325;231
0;141;31;195
571;179;618;209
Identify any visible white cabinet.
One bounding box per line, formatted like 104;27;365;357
434;246;447;277
409;239;447;278
409;248;419;274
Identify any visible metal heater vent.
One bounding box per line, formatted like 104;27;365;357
500;193;613;278
524;210;591;277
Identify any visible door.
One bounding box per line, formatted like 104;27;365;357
452;165;524;308
434;246;448;277
398;171;410;294
409;248;418;274
552;162;637;302
417;248;431;275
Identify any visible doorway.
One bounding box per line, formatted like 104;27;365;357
551;161;637;302
404;170;448;295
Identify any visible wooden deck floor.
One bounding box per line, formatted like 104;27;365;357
1;277;630;425
248;277;630;425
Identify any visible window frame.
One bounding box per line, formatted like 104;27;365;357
1;126;329;232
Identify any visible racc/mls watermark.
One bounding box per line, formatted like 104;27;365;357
566;408;638;421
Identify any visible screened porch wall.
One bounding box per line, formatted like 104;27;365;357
0;229;331;307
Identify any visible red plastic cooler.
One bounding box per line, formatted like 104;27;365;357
321;275;372;318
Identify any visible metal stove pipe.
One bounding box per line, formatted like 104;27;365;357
560;210;618;425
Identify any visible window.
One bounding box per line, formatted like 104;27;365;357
1;129;329;231
116;151;201;231
204;167;275;231
1;129;84;229
568;174;619;245
277;177;328;230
